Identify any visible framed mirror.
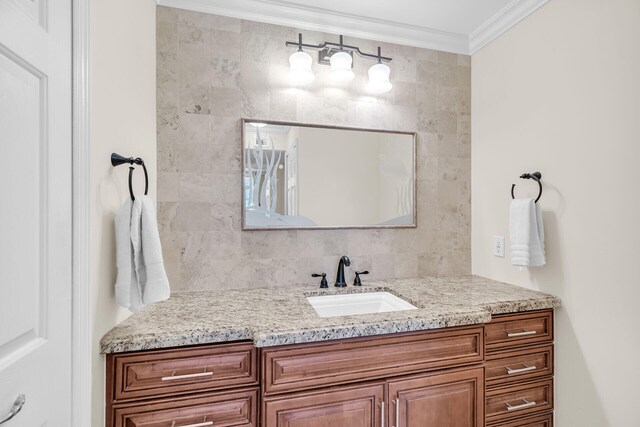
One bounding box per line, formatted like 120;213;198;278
241;119;416;230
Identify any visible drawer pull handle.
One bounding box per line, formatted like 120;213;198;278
380;401;385;427
395;398;400;427
506;364;537;375
161;371;213;381
507;329;537;337
506;399;536;411
175;422;213;427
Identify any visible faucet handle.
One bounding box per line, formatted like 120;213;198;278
312;273;328;288
353;271;369;286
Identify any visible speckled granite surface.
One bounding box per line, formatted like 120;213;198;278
100;276;560;353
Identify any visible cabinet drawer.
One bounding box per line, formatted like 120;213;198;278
486;379;553;422
112;388;258;427
486;345;553;387
262;327;483;395
111;342;258;401
489;411;553;426
486;310;553;351
263;383;384;427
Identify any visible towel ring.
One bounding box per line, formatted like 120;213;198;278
511;171;542;203
112;153;148;201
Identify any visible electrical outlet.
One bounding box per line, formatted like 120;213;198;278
493;236;505;257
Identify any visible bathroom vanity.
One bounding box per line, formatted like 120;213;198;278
101;276;558;427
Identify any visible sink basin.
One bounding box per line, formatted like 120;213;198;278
307;292;418;318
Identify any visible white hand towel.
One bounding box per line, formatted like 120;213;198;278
114;199;138;310
138;195;171;305
114;196;170;312
509;198;546;267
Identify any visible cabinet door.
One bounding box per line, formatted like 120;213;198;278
387;367;484;427
263;383;384;427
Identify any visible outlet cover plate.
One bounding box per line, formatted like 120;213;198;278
493;236;505;257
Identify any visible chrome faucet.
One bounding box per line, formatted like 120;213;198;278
335;255;351;287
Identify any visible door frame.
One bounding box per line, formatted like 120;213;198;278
71;0;91;425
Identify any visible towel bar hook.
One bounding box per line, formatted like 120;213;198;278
511;171;542;203
111;153;148;201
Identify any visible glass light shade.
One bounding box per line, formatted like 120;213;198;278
329;51;355;82
288;51;314;85
367;62;392;94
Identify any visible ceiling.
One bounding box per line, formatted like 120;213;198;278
157;0;550;54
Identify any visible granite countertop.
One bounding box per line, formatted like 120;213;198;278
100;275;560;354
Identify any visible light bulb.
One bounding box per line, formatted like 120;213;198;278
250;122;267;128
288;50;314;85
329;51;355;82
367;62;392;94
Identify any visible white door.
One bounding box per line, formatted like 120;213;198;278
0;0;72;425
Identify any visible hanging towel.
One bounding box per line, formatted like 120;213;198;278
509;198;546;267
115;196;170;312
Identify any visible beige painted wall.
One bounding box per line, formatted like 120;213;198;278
90;0;157;425
156;7;473;290
472;0;640;424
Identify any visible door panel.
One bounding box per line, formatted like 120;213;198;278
263;383;384;427
0;45;46;361
0;0;72;424
388;367;484;427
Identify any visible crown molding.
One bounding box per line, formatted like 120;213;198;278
157;0;550;56
469;0;549;54
157;0;470;54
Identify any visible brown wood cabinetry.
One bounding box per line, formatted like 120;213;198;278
109;342;258;402
106;309;555;427
486;310;555;426
263;383;384;427
112;388;259;427
486;344;553;387
485;310;553;351
262;326;483;395
388;367;484;427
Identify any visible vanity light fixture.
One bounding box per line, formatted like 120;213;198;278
329;51;355;82
288;34;315;85
367;48;393;94
286;33;392;92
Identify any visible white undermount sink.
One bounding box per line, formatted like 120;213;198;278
307;292;418;318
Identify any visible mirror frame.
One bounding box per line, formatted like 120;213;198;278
241;118;417;231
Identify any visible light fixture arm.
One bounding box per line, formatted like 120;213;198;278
285;33;393;63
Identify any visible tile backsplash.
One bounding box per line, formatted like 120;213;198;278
156;6;471;291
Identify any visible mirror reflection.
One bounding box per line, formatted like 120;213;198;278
242;120;416;229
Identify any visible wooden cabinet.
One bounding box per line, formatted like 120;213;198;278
105;309;555;427
112;388;259;427
262;327;483;395
486;310;554;426
109;342;258;402
486;345;553;387
485;311;553;351
490;412;553;427
263;383;384;427
387;367;484;427
105;342;259;427
486;379;553;423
